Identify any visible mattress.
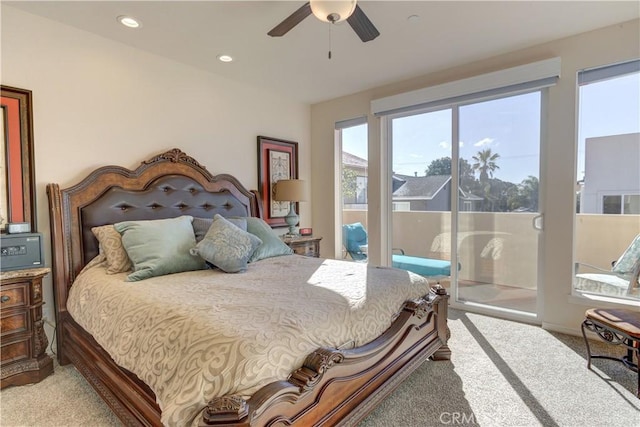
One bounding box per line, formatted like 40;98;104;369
67;254;432;426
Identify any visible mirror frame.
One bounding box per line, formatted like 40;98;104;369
1;85;36;232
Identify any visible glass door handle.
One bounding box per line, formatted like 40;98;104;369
532;214;543;231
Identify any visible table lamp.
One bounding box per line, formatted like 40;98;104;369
274;179;309;236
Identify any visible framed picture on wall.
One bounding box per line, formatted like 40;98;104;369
257;136;298;228
1;85;36;232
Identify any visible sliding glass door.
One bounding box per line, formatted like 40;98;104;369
388;91;542;318
457;92;541;314
391;109;452;281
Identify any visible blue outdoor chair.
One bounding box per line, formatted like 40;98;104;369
342;222;455;277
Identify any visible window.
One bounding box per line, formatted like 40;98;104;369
574;60;640;301
337;119;368;260
624;195;640;214
603;195;623;214
392;202;410;211
602;194;640;214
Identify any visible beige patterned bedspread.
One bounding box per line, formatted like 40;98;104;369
67;255;432;426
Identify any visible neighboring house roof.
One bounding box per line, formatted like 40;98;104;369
342;152;368;169
392;174;484;201
392;174;450;199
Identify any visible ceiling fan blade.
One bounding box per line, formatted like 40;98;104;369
268;2;312;37
346;4;380;42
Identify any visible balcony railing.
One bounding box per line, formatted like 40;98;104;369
342;210;639;300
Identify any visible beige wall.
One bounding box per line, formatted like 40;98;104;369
1;7;311;335
312;19;640;333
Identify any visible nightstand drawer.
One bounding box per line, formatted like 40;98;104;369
291;245;316;257
0;285;28;310
282;236;322;258
1;311;29;336
1;337;30;363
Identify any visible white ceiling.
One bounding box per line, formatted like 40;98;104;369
7;1;640;104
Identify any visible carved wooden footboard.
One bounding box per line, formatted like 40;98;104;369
201;286;450;426
47;149;450;426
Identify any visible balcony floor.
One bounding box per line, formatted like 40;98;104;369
439;279;537;313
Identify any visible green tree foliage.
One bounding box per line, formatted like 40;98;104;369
420;152;539;213
425;157;453;176
506;175;539;212
425;157;475;192
342;167;358;201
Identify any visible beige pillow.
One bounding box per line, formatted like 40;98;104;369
91;225;133;274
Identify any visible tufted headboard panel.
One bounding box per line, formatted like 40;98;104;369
80;174;255;263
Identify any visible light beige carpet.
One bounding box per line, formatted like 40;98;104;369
1;309;638;426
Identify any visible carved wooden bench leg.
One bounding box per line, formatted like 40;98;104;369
581;308;640;398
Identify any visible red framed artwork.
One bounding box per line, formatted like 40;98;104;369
1;85;36;232
257;136;298;227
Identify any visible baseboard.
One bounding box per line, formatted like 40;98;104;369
541;322;582;338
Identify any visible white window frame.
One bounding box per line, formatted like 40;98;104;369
573;59;640;303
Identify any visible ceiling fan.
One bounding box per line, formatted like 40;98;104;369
268;0;380;43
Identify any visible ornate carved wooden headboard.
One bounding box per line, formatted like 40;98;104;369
47;148;262;337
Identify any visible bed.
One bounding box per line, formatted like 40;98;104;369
47;148;450;426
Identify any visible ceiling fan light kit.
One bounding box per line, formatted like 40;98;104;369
268;1;379;43
310;0;356;23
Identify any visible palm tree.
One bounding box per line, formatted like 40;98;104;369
472;148;500;211
471;148;500;183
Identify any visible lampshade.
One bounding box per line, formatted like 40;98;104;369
274;179;309;202
310;0;357;23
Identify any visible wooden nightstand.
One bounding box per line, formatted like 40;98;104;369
1;267;54;389
283;235;322;258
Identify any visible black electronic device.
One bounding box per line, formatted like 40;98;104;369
0;232;44;271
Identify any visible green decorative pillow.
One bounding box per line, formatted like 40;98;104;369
114;216;206;281
190;214;262;273
240;217;294;262
192;216;247;243
91;224;133;274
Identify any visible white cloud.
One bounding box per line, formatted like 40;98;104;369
439;141;449;148
459;141;465;147
409;153;422;158
474;137;494;147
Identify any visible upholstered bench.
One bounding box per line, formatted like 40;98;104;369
343;222;457;278
581;308;640;398
392;254;453;277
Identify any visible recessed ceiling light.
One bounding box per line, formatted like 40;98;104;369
217;55;234;63
117;15;141;29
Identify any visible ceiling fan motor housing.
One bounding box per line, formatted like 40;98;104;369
327;12;341;23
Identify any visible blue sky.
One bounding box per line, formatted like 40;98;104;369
344;92;542;184
343;72;639;185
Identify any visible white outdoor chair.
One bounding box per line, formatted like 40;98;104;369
575;234;640;297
